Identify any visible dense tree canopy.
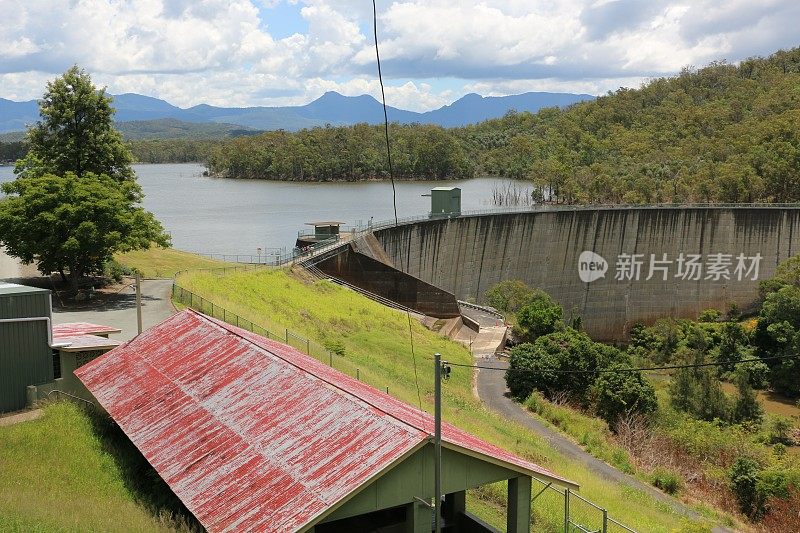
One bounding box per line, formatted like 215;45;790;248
0;173;168;290
0;67;168;290
191;47;800;202
14;66;134;182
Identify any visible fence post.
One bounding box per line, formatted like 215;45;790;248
357;369;360;381
211;302;214;317
602;508;607;533
285;329;289;342
329;351;332;366
564;488;570;533
306;339;310;354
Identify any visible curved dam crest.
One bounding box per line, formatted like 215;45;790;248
368;207;800;341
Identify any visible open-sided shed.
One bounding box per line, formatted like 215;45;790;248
76;309;576;532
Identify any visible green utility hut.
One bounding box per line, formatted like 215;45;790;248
430;187;461;217
0;282;54;412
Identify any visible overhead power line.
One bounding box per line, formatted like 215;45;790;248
372;0;423;414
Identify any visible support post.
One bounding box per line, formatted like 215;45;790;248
405;501;432;533
564;487;570;533
602;508;608;533
508;476;532;533
135;272;143;335
444;491;465;521
434;353;442;533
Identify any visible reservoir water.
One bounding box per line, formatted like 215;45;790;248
0;163;525;254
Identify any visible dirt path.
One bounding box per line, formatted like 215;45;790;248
474;353;734;533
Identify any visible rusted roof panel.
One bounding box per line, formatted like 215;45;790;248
76;309;574;532
53;322;121;337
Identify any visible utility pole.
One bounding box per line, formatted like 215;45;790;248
434;352;442;533
135;272;143;335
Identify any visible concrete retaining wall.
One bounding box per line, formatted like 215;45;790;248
316;243;461;318
374;207;800;340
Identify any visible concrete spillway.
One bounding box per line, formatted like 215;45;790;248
362;207;800;341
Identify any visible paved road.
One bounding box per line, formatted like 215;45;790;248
475;353;733;533
52;279;176;341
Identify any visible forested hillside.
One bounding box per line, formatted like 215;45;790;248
203;47;800;201
466;48;800;203
205;123;474;180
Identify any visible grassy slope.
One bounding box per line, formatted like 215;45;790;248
0;403;195;533
115;247;237;278
176;268;709;532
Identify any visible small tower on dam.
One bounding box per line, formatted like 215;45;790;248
428;186;461;218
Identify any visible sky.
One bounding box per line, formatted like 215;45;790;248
0;0;797;112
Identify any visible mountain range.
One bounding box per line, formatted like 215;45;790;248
0;90;595;137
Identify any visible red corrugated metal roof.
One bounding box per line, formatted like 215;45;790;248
53;322;121;337
76;309;574;532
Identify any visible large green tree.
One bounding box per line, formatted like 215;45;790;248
0;67;168;290
14;65;134;182
0;173;168;291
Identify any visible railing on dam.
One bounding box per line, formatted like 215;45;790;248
296;202;800;239
189;202;800;269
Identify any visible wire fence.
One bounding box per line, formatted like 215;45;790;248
531;478;637;533
171;277;388;391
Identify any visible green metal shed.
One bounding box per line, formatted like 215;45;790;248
0;282;54;413
430;187;461;217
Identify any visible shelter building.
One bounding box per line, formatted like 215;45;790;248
76;309;576;532
296;221;345;247
0;281;120;412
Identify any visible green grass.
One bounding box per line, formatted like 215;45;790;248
0;402;198;533
115;247;237;278
175;268;713;532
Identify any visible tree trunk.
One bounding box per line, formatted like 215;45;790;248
69;264;80;294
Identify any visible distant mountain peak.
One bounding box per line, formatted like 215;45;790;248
0;89;595;135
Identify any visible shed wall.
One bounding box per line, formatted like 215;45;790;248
0;291;53;412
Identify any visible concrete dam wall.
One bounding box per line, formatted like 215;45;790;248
372;207;800;340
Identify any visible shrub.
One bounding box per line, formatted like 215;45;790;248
729;456;763;518
505;329;598;403
515;293;564;341
669;349;731;422
590;363;657;426
483;280;535;313
698;308;721;322
732;370;763;424
767;416;793;445
103;259;132;283
651;467;683;495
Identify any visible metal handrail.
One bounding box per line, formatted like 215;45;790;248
45;389;95;407
531;476;638;533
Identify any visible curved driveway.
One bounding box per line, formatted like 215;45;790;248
475;353;733;533
52;279;175;341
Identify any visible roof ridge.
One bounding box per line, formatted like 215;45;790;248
189;309;433;439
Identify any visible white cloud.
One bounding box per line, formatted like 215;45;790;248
0;0;797;110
